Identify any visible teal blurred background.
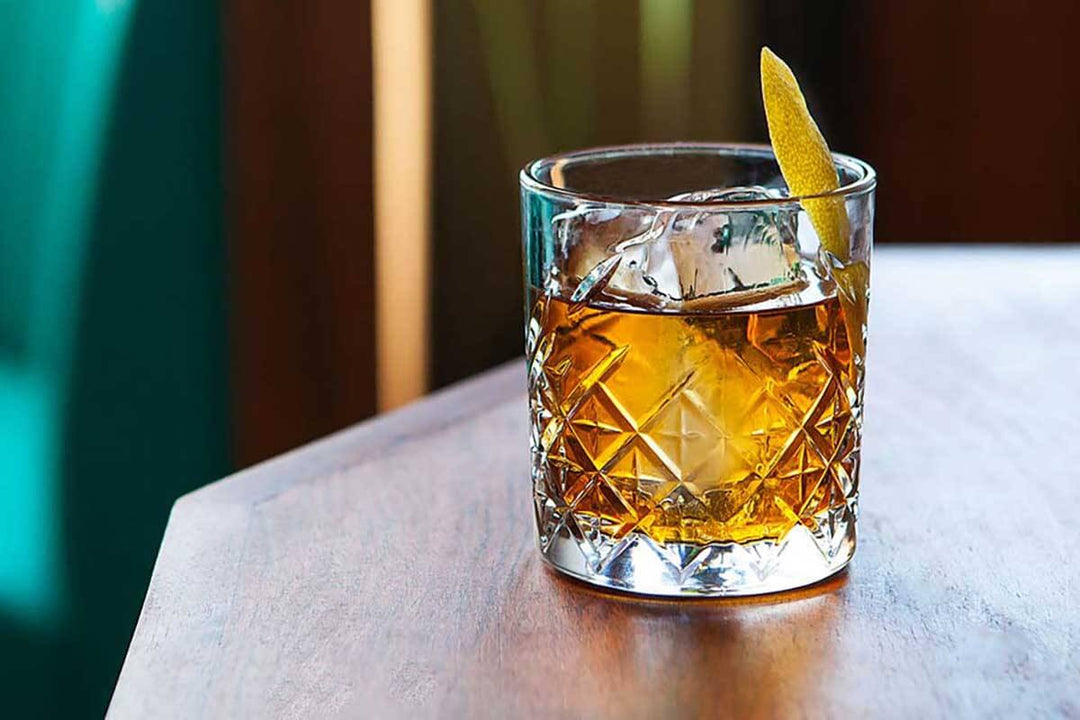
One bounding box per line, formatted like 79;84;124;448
2;0;1078;716
0;1;226;716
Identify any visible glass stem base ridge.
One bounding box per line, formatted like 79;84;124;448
538;521;855;597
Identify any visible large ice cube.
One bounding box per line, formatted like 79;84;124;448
559;187;804;308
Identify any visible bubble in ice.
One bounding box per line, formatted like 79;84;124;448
561;186;805;306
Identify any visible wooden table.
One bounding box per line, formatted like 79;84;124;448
108;247;1080;719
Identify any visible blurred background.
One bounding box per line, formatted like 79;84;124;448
1;0;1077;715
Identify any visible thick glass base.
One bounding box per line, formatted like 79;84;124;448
540;523;855;597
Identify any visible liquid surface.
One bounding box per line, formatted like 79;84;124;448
528;288;862;546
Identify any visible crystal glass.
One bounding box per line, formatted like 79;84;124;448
521;143;876;596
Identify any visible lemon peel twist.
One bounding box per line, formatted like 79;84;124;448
761;47;867;360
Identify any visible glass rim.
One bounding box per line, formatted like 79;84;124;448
520;142;876;210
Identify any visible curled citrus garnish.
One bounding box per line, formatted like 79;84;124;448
761;46;867;359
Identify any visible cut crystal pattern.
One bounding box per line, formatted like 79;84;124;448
529;288;864;595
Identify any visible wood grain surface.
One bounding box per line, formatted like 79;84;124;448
108;247;1080;719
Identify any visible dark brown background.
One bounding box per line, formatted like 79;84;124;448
226;0;1080;460
226;0;377;467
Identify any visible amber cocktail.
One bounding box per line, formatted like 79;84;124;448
522;144;875;595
